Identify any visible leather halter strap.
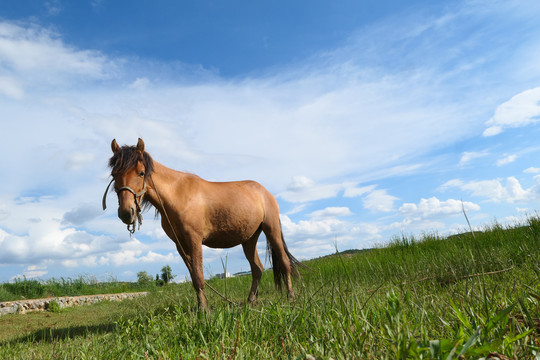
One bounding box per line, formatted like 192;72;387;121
102;178;147;235
102;179;147;210
116;183;147;200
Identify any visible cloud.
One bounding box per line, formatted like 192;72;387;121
129;77;151;90
22;265;48;279
438;179;465;192
0;21;113;94
65;152;95;171
280;214;349;239
483;87;540;136
1;2;540;280
399;197;479;219
62;203;102;226
362;189;399;213
343;184;377;198
96;250;178;267
280;214;381;259
496;154;517;166
524;167;540;174
442;176;540;203
0;76;24;99
45;0;63;16
459;151;489;166
309;207;353;219
278;176;345;203
388;217;447;234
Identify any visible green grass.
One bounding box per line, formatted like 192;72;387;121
0;275;156;302
0;217;539;359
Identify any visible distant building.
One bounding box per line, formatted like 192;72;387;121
215;272;231;279
233;271;251;277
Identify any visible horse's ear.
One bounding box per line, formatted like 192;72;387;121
111;139;120;154
136;138;145;153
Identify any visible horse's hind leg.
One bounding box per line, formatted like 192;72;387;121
242;227;263;303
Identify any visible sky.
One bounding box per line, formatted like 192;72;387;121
1;0;540;283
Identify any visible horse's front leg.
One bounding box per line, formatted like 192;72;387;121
174;240;208;311
190;244;208;311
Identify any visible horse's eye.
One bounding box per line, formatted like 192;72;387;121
139;171;145;177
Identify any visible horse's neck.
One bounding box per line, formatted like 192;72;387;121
146;161;187;212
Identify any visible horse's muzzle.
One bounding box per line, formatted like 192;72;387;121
118;207;136;225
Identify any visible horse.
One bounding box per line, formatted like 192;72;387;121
103;138;300;310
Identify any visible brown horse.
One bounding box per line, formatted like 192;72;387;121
103;138;299;310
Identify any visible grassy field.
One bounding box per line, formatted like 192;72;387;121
0;217;539;359
0;276;155;303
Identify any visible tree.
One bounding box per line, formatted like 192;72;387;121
155;274;164;286
160;265;175;284
136;271;153;285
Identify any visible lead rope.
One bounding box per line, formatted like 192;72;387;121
148;175;237;306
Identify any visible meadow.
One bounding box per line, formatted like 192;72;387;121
0;217;538;359
0;275;154;303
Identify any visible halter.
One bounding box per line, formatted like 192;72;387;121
102;178;147;235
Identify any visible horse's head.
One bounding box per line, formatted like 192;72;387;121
106;138;154;230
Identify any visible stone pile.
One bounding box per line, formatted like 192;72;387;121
0;292;147;316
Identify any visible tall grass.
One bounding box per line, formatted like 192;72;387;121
0;217;539;359
0;275;154;302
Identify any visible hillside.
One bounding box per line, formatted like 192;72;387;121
0;217;538;359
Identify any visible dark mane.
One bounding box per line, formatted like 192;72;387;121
108;145;155;211
108;145;154;178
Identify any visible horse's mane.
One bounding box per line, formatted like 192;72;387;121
109;145;154;177
108;145;155;211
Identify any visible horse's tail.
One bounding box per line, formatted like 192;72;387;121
267;220;301;290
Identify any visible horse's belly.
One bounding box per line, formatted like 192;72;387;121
203;232;248;249
202;219;260;248
202;204;263;248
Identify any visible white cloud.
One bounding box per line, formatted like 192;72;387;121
363;189;399;212
284;204;308;215
280;214;381;259
101;250;178;267
0;76;24;99
388;218;446;233
129;77;151;90
22;265;48;279
483;87;540;136
496;154;517;166
459;151;489;166
62;203;102;226
309;207;353;219
442;176;540;203
1;1;540;280
0;22;112;88
399;197;480;219
45;0;63;16
65;152;95;171
278;176;344;203
438;179;465;192
285;176;315;191
343;184;376;198
280;214;348;239
524;167;540;174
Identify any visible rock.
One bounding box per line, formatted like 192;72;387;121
0;292;148;316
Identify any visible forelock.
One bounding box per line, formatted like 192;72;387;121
108;146;154;177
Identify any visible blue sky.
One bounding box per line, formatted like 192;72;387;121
1;0;540;283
